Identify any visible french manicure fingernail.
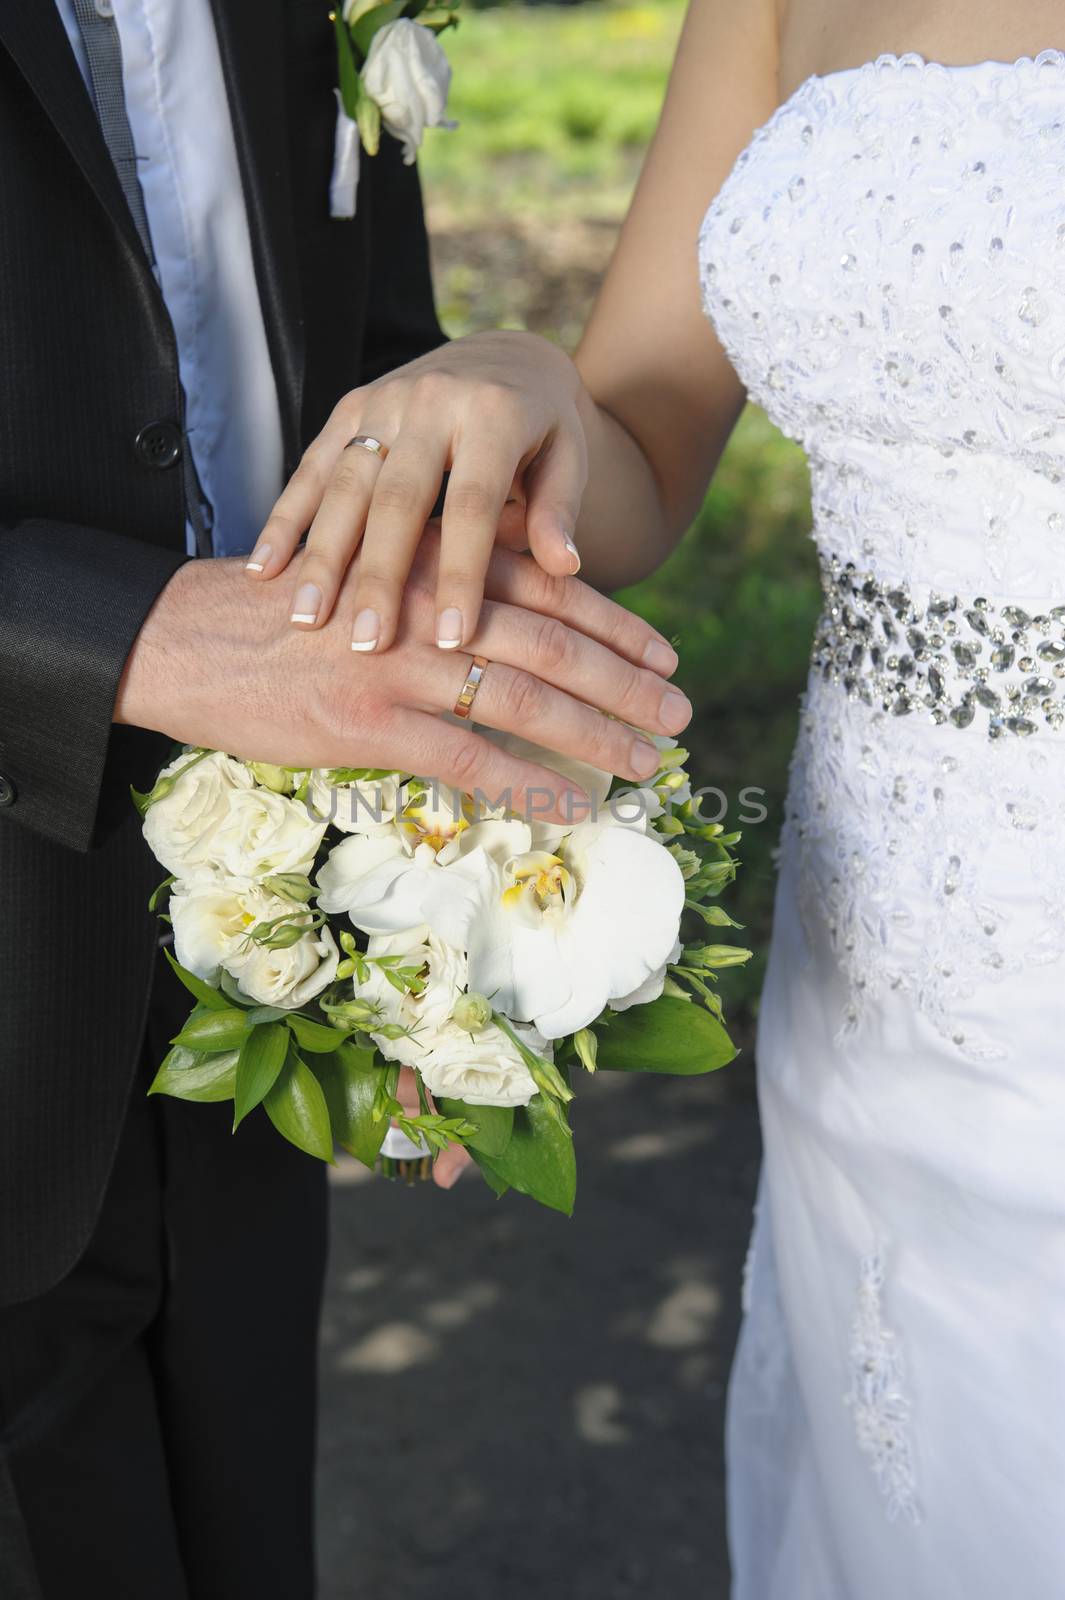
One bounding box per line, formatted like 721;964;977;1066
351;608;381;652
245;543;271;573
561;532;581;574
437;607;463;648
660;689;692;734
643;638;678;675
290;583;322;625
632;738;660;779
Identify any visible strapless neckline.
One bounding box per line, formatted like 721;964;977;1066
785;47;1065;108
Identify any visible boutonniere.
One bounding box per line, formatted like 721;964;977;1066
330;0;460;218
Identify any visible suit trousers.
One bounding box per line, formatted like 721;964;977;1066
0;955;329;1599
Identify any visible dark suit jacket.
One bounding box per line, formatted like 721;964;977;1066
0;0;445;1305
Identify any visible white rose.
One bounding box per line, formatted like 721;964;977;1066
170;879;293;983
226;925;340;1011
142;750;254;880
418;1020;543;1108
354;929;467;1069
212;788;326;880
307;771;401;835
361;20;455;164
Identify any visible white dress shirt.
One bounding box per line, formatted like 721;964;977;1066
55;0;285;556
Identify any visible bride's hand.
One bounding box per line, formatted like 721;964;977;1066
243;331;587;654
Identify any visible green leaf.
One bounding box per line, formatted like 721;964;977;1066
597;996;736;1075
246;1005;289;1026
264;1051;335;1163
148;1044;239;1103
233;1023;289;1131
288;1012;350;1053
334;10;363;116
312;1043;386;1169
148;875;176;913
164;948;230;1010
171;1006;251;1052
470;1150;510;1198
482;1093;576;1215
326;766;400;784
438;1097;513;1158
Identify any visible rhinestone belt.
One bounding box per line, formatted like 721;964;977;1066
812;552;1065;737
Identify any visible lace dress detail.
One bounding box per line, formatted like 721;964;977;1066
700;49;1065;1061
844;1249;920;1524
713;55;1065;1600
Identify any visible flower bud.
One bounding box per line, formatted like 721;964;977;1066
451;991;493;1033
248;762;296;794
573;1027;598;1073
263;873;314;903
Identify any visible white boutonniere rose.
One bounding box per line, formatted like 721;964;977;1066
330;0;459;218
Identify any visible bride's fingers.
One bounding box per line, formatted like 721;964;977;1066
394;1065;421;1120
483;548;680;678
433;1141;472;1190
522;427;586;577
434;436;527;651
245;443;334;580
244;397;384;581
435;653;674;785
468;600;691;740
348;435;451;653
289;435;389;627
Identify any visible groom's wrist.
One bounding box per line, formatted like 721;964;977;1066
114;557;255;736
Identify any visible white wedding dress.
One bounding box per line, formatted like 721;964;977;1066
699;51;1065;1598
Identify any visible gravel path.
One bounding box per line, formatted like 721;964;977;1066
317;1060;761;1599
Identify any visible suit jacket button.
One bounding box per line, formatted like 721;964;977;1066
134;421;183;470
0;773;16;807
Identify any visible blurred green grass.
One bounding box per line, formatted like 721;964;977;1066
420;2;821;1024
423;2;684;219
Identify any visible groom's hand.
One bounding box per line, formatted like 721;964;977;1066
115;531;689;823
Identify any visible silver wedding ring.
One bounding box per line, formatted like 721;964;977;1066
345;434;389;460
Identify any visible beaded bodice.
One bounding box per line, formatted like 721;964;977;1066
699;53;1065;1062
700;51;1065;736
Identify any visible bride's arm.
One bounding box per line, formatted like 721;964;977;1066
572;0;783;587
250;0;783;637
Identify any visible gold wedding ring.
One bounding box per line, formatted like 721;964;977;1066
345;434;389;459
453;656;489;720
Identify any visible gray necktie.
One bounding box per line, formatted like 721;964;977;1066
70;0;214;558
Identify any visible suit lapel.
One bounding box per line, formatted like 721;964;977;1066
0;3;153;275
206;0;306;468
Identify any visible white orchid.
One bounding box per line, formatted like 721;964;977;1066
316;780;527;935
420;808;686;1038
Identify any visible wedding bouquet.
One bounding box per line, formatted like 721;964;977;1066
136;736;749;1213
